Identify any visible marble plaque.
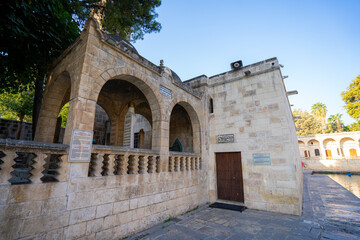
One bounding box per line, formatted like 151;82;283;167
68;129;93;162
253;153;271;165
217;134;234;143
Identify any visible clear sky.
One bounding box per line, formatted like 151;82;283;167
133;0;360;125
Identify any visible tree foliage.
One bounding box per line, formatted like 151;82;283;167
293;109;322;136
327;113;344;133
0;85;34;122
100;0;162;41
348;121;360;131
341;75;360;121
58;102;69;128
0;0;162;139
311;102;327;133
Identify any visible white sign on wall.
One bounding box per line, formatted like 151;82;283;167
253;153;271;165
68;129;93;163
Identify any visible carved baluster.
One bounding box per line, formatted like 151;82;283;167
134;155;139;174
174;157;179;172
122;154;129;175
199;157;202;170
101;154;110;176
195;157;199;170
156;156;160;173
191;157;195;170
107;154;116;176
32;153;47;183
0;151;15;184
180;157;185;171
127;155;139;174
168;156;173;172
147;156;154;173
94;153;104;177
185;157;190;171
138;155;146;174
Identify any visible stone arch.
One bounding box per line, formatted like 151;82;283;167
323;138;337;159
168;100;201;154
35;71;72;143
307;139;320;146
91;67;162;122
340;137;358;158
91;70;162;149
298;140;305;147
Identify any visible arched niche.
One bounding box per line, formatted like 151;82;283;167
169;102;201;153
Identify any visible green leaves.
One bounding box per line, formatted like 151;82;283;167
342;75;360;121
0;85;34;122
293;109;322;136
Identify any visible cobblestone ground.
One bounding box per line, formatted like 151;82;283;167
127;171;360;240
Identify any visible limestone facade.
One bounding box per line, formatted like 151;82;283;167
298;132;360;171
0;17;302;239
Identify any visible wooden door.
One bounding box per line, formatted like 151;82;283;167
326;150;332;158
350;149;357;157
216;152;244;202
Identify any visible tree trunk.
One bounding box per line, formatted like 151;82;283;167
321;117;326;134
32;73;45;140
336;121;342;132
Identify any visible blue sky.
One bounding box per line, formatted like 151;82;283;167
133;0;360;125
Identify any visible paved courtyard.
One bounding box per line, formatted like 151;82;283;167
127;171;360;240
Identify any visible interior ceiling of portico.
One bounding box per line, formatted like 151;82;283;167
97;79;152;123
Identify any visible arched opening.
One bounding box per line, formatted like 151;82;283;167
314;149;320;156
209;98;214;113
93;104;111;145
340;137;358;158
169;102;201;153
350;149;357;158
96;79;154;149
323;138;337;159
307;139;320;157
35;71;71;143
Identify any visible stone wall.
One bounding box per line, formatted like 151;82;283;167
0;140;206;240
303;158;360;171
186;58;303;215
0;119;32;140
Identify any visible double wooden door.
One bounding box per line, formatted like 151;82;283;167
216;152;244;202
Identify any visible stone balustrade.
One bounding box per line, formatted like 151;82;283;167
0;139;207;240
168;151;201;172
0;140;204;186
0;139;68;185
89;145;160;177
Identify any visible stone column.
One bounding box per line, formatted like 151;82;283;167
123;103;136;148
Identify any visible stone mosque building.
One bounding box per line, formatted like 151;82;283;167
0;18;302;239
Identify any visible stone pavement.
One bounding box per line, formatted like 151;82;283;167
127;171;360;240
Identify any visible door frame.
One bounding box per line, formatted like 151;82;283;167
215;151;244;203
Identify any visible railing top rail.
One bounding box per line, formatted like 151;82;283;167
92;145;160;155
169;151;201;157
0;139;68;153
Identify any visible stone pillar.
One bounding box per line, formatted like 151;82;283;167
123;103;136;148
